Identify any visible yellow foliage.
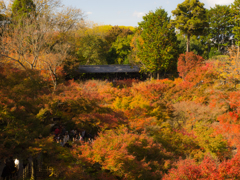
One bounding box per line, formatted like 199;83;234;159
129;30;143;64
77;22;135;38
129;94;150;109
173;78;183;85
113;94;150;110
113;96;131;110
216;47;240;87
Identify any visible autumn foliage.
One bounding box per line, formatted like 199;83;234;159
177;51;205;78
75;127;172;179
3;0;240;179
164;152;240;180
2;50;240;179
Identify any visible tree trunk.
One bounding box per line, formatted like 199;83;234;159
29;157;34;180
236;44;240;89
157;72;160;80
53;81;57;91
208;42;210;59
187;34;190;52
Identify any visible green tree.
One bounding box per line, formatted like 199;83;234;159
77;35;107;65
171;0;208;52
12;0;36;17
230;0;240;67
104;25;133;46
231;0;240;45
177;34;207;58
105;26;133;64
208;5;233;53
137;8;179;78
108;35;133;64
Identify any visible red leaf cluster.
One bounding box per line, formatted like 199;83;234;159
164;152;240;180
177;52;205;78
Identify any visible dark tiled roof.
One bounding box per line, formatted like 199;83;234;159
77;65;140;73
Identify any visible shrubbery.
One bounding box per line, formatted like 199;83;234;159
2;55;240;179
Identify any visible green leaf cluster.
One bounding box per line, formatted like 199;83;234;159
109;35;133;64
137;8;179;74
231;0;240;44
171;0;208;36
207;5;233;52
171;0;208;52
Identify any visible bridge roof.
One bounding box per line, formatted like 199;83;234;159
77;65;140;73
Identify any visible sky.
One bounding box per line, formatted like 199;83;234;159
62;0;233;27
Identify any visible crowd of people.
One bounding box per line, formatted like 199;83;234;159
53;125;94;147
0;126;95;179
1;156;18;180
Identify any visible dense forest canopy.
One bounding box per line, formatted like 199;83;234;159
1;0;240;179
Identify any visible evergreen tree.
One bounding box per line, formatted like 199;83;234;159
177;34;207;58
231;0;240;45
137;8;179;78
105;26;133;64
171;0;208;52
208;5;233;53
77;35;108;65
108;35;133;64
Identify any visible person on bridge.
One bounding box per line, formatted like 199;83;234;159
54;127;60;136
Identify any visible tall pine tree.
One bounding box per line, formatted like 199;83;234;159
137;8;179;78
171;0;208;52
